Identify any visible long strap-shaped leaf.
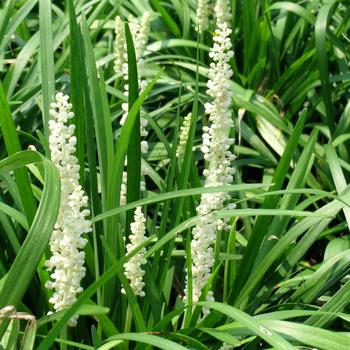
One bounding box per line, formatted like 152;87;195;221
253;128;318;272
103;72;162;307
39;0;55;137
199;301;295;350
67;0;86;184
0;0;15;48
0;0;37;53
81;13;114;206
125;23;141;233
264;319;350;350
99;333;189;350
0;82;37;224
234;186;350;308
93;184;268;223
325;143;350;228
0;151;60;339
306;278;350;328
232;109;307;303
315;3;337;134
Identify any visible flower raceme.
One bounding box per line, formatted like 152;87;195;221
176;112;192;159
195;0;231;33
186;22;235;305
114;16;126;73
122;206;148;297
117;12;151;154
196;0;210;33
214;0;232;26
45;92;92;327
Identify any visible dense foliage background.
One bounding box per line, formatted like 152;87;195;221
1;0;350;349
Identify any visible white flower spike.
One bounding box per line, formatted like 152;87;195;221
186;22;235;305
196;0;210;34
214;0;232;26
120;12;151;154
45;92;92;327
114;16;126;74
176;113;192;159
123;206;147;297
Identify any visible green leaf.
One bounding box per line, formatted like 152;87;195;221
39;0;55;137
81;12;114;204
103;70;162;307
0;0;15;48
0;81;37;224
267;2;316;25
99;333;189;350
325;143;350;229
290;250;350;304
201;328;241;347
233;109;307;304
150;0;181;37
67;0;86;184
324;237;350;261
315;3;337;133
306;278;350;328
199;302;295;350
93;184;269;223
0;202;28;230
125;22;141;229
0;155;59;308
21;320;37;350
234;188;350;309
0;151;41;176
37;304;110;327
256;128;318;267
264;319;350;350
0;0;37;52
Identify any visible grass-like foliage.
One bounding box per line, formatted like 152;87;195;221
1;0;350;349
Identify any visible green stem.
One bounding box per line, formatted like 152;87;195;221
59;326;67;350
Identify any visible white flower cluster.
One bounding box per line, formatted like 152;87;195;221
45;92;92;327
196;0;210;33
119;171;146;206
186;22;235;304
119;12;151;155
214;0;232;26
219;343;234;350
176;113;192;158
114;16;126;73
120;171;128;206
202;22;235;210
122;206;147;297
129;13;151;63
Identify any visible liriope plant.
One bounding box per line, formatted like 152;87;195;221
0;1;350;350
